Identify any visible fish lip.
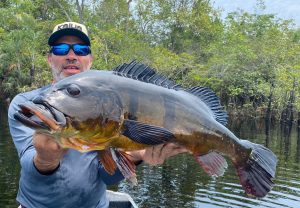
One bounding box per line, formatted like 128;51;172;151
14;104;51;131
33;98;62;122
15;101;66;131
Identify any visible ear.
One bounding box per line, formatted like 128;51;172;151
87;54;93;69
47;53;53;66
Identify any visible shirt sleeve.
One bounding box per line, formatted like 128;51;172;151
8;94;35;158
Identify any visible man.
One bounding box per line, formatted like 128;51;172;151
8;22;187;208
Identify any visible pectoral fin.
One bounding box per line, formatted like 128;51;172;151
195;151;228;177
122;119;175;145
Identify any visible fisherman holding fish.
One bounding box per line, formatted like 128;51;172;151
8;22;187;208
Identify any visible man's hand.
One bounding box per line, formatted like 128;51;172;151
33;133;66;174
127;143;188;166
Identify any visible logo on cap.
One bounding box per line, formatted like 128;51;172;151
48;21;90;46
57;23;82;31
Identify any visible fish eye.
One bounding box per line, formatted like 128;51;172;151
66;84;81;96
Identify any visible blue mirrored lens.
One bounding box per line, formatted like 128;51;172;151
51;44;90;56
73;45;91;56
52;44;69;55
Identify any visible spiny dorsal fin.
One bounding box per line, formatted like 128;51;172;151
186;87;228;126
114;62;227;125
113;61;183;90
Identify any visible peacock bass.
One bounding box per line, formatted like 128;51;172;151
14;61;277;198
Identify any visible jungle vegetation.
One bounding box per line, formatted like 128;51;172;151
0;0;300;123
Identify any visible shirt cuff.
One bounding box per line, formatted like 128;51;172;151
33;160;60;175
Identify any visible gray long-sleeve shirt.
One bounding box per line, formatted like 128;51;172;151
8;86;124;208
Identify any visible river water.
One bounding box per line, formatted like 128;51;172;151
1;104;299;207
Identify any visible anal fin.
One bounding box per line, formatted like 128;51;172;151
195;151;228;177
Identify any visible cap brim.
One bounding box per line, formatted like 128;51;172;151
48;28;90;46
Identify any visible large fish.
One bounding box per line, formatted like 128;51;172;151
14;61;277;198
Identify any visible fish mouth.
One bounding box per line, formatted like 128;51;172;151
14;100;66;132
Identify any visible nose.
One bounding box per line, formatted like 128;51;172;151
65;49;77;62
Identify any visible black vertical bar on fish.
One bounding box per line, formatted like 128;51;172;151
163;96;175;130
128;92;138;120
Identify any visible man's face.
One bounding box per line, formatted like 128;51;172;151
48;35;93;82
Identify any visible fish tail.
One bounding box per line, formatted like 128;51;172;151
235;140;277;198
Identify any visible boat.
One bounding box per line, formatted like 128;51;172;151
17;191;138;208
107;190;138;208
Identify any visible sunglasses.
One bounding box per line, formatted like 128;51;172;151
50;43;91;56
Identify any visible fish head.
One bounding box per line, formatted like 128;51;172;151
15;100;66;134
14;72;124;150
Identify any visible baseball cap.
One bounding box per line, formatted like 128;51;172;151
48;22;91;46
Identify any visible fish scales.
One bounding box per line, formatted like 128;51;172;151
105;73;216;135
115;79;234;156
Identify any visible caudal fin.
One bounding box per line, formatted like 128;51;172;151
236;140;277;198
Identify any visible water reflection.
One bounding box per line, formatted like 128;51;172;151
280;123;292;161
1;105;300;207
296;129;300;163
0;103;20;206
265;116;271;147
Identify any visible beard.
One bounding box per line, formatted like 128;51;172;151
50;62;82;82
51;66;67;82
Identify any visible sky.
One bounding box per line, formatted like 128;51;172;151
212;0;300;27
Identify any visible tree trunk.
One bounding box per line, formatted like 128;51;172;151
75;0;85;23
265;86;273;136
54;0;72;21
30;53;35;85
280;79;296;126
298;112;300;129
0;75;4;100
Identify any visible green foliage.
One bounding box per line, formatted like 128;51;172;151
200;11;299;111
0;0;300;119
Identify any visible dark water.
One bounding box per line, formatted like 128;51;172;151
0;104;20;207
1;104;300;207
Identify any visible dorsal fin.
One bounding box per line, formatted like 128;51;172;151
113;61;227;126
113;61;183;90
186;87;228;126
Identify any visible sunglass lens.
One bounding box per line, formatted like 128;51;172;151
51;44;90;56
52;44;69;55
73;45;90;56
